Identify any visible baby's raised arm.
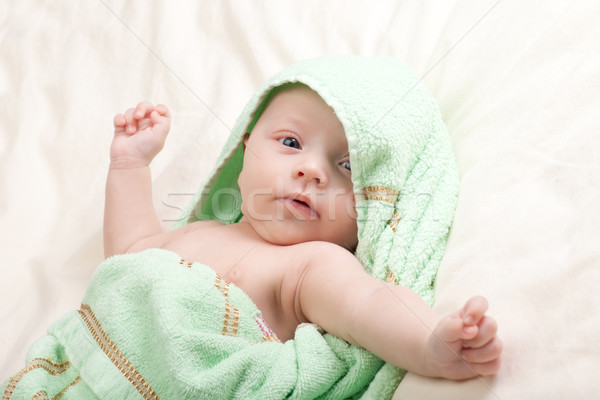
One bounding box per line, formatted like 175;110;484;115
295;242;502;380
104;102;171;258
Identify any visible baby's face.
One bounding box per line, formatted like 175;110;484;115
238;86;358;250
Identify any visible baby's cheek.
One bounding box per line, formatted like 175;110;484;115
345;192;358;220
325;191;353;221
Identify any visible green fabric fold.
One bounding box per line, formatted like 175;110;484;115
2;249;383;399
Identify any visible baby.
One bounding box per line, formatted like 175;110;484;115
2;56;502;399
109;85;502;378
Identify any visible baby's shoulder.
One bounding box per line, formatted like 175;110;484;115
291;240;354;258
283;241;361;275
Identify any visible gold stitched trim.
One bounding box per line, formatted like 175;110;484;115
178;258;193;268
389;210;401;232
256;316;281;343
78;304;160;400
360;186;399;203
30;375;81;400
2;358;70;400
386;269;398;285
214;275;240;337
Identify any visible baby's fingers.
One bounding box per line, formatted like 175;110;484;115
460;296;488;326
134;101;155;119
150;104;171;125
154;104;170;117
462;336;503;364
464;316;498;349
122;107;138;134
113;113;126;128
434;313;476;343
466;357;502;377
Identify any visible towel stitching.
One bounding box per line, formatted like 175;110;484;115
2;358;71;400
360;186;399;203
385;269;398;285
78;304;160;400
255;316;281;343
214;275;240;337
30;375;81;400
388;210;402;233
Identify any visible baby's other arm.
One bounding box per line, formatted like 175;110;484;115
104;102;171;258
293;242;502;380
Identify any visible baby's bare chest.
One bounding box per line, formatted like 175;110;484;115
161;225;305;340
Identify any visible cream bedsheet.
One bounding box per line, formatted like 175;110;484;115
1;1;599;398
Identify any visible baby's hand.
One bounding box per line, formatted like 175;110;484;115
425;296;502;380
111;102;171;168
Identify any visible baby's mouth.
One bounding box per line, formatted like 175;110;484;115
293;198;310;208
283;194;319;220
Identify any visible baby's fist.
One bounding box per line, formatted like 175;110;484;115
426;296;502;380
111;102;171;168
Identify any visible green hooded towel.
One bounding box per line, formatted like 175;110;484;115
1;56;458;400
177;55;459;396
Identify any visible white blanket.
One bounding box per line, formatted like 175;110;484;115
1;1;599;398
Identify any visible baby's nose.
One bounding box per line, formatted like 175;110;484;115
295;162;327;186
297;171;321;184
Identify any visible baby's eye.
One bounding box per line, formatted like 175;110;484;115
340;160;351;171
279;137;301;149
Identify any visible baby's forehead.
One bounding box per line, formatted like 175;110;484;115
266;83;323;106
265;86;343;128
264;84;338;122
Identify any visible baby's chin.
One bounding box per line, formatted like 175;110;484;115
252;220;358;251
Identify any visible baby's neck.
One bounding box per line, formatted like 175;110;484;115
227;218;268;243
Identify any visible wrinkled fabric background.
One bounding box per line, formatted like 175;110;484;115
1;1;598;399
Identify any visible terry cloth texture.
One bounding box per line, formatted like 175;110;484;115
177;55;459;398
1;249;382;399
